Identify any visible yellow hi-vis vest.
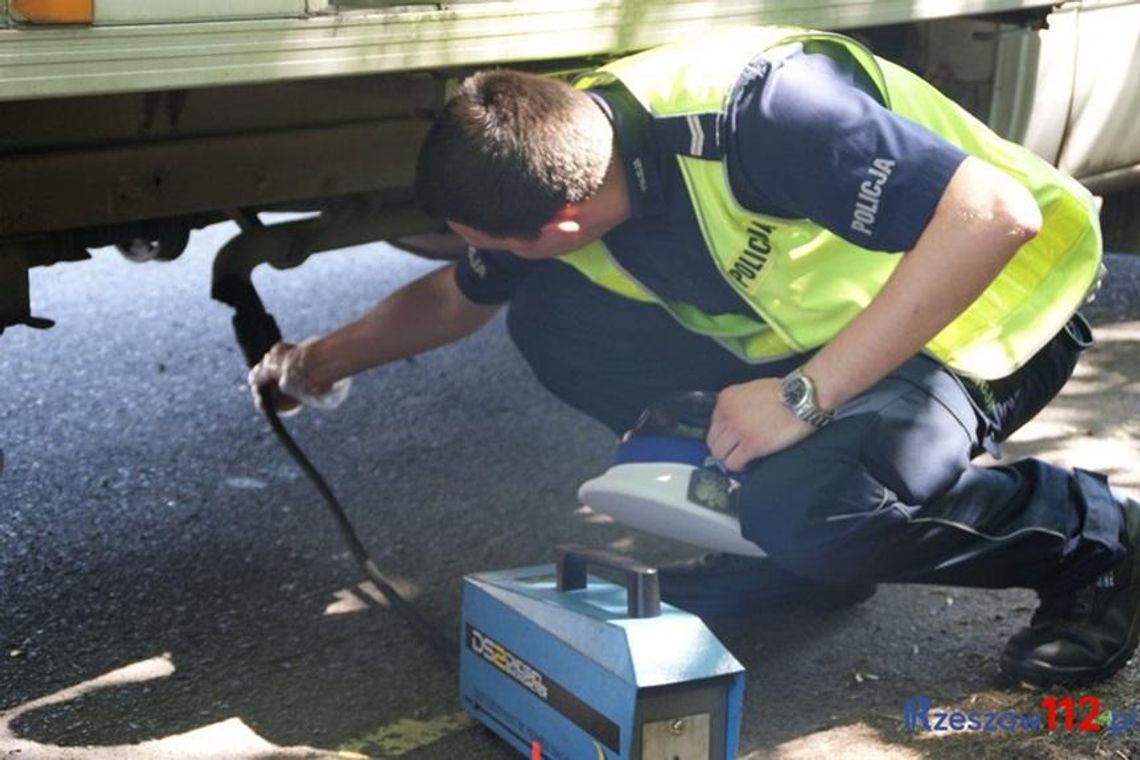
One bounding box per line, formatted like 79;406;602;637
561;27;1102;380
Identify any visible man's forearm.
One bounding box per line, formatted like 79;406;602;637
302;263;501;388
803;157;1043;411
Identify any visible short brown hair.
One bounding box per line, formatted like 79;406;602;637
414;70;613;238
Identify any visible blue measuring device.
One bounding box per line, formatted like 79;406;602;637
460;546;745;759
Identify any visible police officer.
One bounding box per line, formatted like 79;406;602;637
251;27;1139;687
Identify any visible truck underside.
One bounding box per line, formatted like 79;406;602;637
1;0;1137;337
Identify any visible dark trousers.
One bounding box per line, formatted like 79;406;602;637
506;263;1126;593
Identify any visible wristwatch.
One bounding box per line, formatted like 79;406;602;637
780;368;834;428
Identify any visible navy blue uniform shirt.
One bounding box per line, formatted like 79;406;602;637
455;45;968;314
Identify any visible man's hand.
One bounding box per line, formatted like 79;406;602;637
243;264;502;417
706;377;816;472
248;340;328;415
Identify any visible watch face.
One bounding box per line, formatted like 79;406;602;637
782;376;810;407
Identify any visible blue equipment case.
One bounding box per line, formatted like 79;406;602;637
460;546;745;759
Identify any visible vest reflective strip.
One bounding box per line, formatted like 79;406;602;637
686;114;705;157
566;240;800;363
562;27;1101;379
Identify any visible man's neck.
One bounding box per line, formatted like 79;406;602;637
579;148;632;239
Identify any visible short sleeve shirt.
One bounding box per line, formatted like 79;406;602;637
455;44;967;312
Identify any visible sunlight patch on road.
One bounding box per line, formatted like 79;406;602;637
574;505;616;525
608;536;636;551
1;654;175;724
759;722;922;759
324;587;372;615
995;320;1140;497
224;477;269;490
339;711;473;757
0;655;330;759
0;717;329;759
323;577;423;616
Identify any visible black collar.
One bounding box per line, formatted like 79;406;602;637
587;83;667;219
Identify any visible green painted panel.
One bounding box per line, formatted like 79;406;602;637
0;0;1056;101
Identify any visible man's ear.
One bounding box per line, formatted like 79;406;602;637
542;205;582;236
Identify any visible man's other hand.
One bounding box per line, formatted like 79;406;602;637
707;378;816;471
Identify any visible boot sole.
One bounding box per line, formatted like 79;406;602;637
999;634;1138;688
999;497;1140;688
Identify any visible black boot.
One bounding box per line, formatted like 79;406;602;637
1001;497;1140;687
657;552;877;618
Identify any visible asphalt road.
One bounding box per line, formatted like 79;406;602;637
1;222;1138;760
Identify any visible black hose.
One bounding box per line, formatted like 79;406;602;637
260;389;458;671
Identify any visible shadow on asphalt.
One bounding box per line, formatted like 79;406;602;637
2;250;1138;760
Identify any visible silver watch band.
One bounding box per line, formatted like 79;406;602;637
795;404;833;428
782;368;834;429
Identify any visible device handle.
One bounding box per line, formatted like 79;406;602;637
556;544;661;619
